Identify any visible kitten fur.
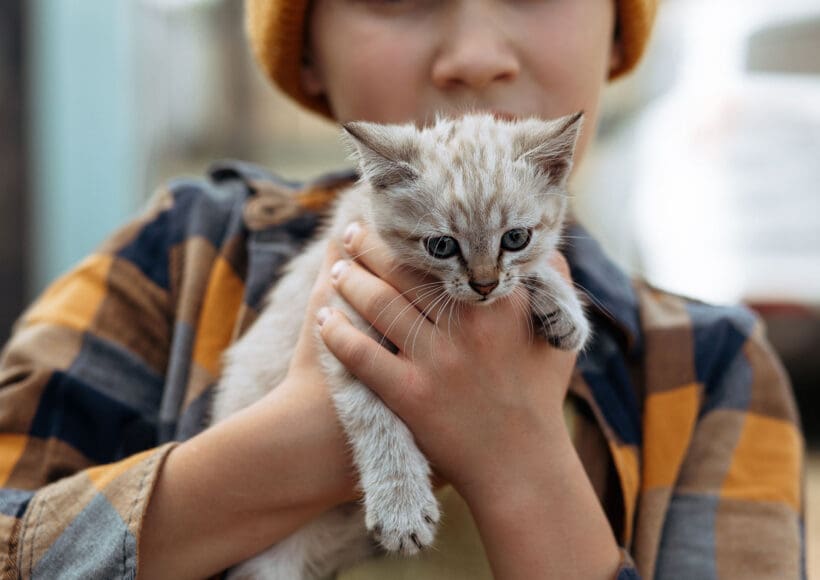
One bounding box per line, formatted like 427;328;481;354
210;112;589;579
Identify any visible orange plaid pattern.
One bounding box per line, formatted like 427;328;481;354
0;161;803;578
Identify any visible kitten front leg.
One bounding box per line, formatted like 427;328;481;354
325;358;441;555
524;269;590;351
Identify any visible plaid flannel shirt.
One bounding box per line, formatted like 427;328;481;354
0;161;805;579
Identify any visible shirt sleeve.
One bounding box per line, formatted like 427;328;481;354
0;187;182;578
649;313;805;579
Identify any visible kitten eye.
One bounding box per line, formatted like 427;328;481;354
500;228;531;252
424;236;460;259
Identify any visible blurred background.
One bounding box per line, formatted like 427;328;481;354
0;0;817;573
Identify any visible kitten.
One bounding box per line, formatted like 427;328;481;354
210;112;590;579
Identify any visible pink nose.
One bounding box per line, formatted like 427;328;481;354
469;280;498;296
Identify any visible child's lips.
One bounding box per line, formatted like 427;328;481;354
425;108;523;124
490;110;519;122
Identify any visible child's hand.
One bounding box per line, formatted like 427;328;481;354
270;242;361;503
318;223;577;499
280;243;342;395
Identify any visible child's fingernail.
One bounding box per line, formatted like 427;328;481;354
317;307;331;326
343;222;360;245
330;260;349;281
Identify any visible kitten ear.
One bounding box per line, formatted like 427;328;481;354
343;122;420;190
516;112;584;186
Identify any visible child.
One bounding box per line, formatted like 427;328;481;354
0;0;804;578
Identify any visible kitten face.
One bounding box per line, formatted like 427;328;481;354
344;112;583;304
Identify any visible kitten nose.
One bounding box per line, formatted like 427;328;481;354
469;280;498;296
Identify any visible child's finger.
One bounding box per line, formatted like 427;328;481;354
291;243;342;367
318;307;410;403
341;223;447;322
329;259;436;353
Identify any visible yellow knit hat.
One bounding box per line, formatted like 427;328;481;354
246;0;658;119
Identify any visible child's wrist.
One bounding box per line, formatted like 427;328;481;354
455;412;576;507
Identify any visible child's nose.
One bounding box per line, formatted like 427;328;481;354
430;4;520;92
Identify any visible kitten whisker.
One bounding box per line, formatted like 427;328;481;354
406;213;435;240
527;291;554;339
367;284;441;340
450;296;465;335
400;290;440;358
427;294;453;368
433;293;459;368
571;280;616;323
544;191;572;200
508;289;535;344
411;290;450;360
347;245;380;263
401;283;449;330
446;295;458;346
372;286;445;360
513;277;561;339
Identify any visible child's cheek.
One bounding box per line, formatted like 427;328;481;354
330;40;429;124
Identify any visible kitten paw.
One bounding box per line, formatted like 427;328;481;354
366;488;440;555
534;307;590;351
523;273;590;352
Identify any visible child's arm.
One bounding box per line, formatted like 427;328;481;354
320;224;623;578
321;224;804;578
0;189;182;577
138;247;359;579
0;182;357;579
137;375;357;578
